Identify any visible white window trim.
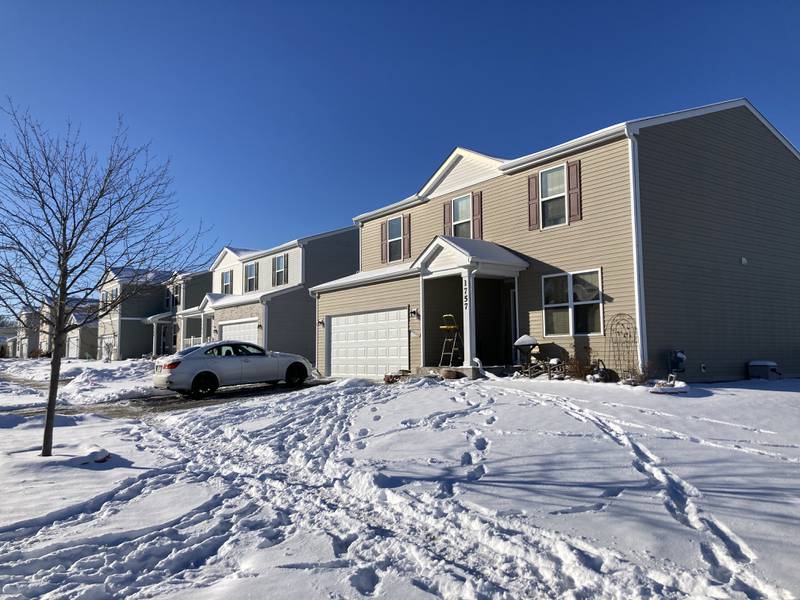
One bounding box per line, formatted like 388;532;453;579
386;216;403;263
541;268;604;338
274;255;286;286
244;261;258;292
539;163;569;231
217;317;259;326
222;270;232;295
451;194;472;238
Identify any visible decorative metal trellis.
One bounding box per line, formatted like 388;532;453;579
605;313;638;380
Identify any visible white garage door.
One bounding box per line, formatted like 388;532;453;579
220;320;259;345
329;309;409;378
66;337;79;358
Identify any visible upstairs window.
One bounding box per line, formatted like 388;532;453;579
540;166;567;229
164;286;172;309
221;270;232;294
387;217;403;262
174;284;181;307
542;269;602;336
452;195;471;238
244;262;258;292
274;254;286;286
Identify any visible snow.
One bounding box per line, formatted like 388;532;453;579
0;367;798;598
0;359;162;408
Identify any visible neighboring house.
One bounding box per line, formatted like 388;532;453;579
0;326;15;357
178;226;358;361
39;297;99;357
143;270;212;356
311;99;800;382
65;312;98;359
14;307;40;358
97;268;173;360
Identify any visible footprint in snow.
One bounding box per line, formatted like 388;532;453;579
466;464;487;481
370;406;378;412
372;415;381;422
355;441;368;450
461;452;474;466
473;437;489;452
357;428;369;437
349;567;380;596
485;415;497;425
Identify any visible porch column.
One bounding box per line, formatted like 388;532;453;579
177;317;183;351
461;269;476;368
151;323;158;357
200;313;206;343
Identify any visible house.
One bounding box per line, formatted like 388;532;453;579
178;226;358;361
0;326;15;358
311;99;800;382
143;270;212;356
14;307;40;358
39;297;99;357
97;268;173;360
65;312;98;359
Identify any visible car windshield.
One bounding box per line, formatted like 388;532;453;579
177;346;200;356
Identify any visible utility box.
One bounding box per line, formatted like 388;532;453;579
747;360;781;380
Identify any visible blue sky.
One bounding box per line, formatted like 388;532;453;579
1;1;799;251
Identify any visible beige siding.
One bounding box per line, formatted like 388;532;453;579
638;106;800;381
212;247;303;295
356;138;637;370
316;276;421;375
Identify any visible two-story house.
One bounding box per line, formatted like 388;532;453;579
311;99;800;382
143;270;212;356
39;297;99;357
14;307;40;358
97;268;173;360
177;226;358;361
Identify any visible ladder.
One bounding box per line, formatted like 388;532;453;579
438;314;463;367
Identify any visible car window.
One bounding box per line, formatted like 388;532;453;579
205;344;237;357
234;344;265;356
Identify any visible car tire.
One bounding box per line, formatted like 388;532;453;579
284;363;308;387
190;372;219;398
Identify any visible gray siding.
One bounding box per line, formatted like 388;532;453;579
120;319;153;359
638;106;800;380
303;228;359;287
267;288;316;359
184;272;212;309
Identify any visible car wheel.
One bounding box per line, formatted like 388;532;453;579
284;363;308;387
190;372;219;398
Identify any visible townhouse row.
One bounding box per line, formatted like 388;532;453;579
8;99;800;382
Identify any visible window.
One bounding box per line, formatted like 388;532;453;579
222;270;232;294
274;255;286;286
244;262;258;292
452;195;471;238
164;286;172;309
540;166;567;229
542;270;602;336
101;291;108;308
205;344;237;357
234;343;265;356
111;288;119;302
174;284;181;308
387;217;402;262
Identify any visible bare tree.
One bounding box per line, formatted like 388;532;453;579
0;101;210;456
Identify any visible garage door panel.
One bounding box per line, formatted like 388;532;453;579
329;309;409;378
220;321;259;345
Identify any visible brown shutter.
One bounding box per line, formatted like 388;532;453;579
229;269;233;293
402;213;411;259
528;174;539;230
567;160;582;222
255;261;259;289
271;257;277;286
443;203;452;236
380;221;388;263
283;252;289;282
471;191;483;240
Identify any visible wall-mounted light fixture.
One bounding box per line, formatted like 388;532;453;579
410;308;420;319
317;319;325;327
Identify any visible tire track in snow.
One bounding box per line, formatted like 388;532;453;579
499;384;792;600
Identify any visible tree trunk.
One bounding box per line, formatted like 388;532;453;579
41;328;66;456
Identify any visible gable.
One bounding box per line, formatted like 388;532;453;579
420;148;503;199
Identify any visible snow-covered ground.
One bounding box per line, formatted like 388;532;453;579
0;369;798;599
0;359;159;408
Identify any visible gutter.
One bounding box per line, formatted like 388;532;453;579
310;267;421;295
623;125;649;372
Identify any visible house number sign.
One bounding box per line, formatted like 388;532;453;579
463;277;469;310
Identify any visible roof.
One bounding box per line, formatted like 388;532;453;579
354;98;800;221
68;312;98;327
108;267;173;284
209;226;357;271
143;310;174;324
310;262;420;294
425;236;529;269
198;283;305;311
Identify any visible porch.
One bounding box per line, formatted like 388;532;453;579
413;236;528;377
175;306;215;351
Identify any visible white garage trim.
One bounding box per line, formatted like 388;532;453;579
328;307;410;379
217;317;259;326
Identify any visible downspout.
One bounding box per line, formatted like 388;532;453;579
260;296;269;350
624;126;649;372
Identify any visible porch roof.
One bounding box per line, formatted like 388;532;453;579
143;310;174;325
412;236;529;276
197;283;305;311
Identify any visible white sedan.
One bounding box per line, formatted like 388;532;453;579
153;341;313;397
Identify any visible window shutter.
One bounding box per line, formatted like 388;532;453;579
528;174;539;230
402;214;411;259
380;221;388;264
471;191;483;240
271;257;277;286
567;160;582;222
255;262;259;289
443;203;452;236
283;252;289;282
